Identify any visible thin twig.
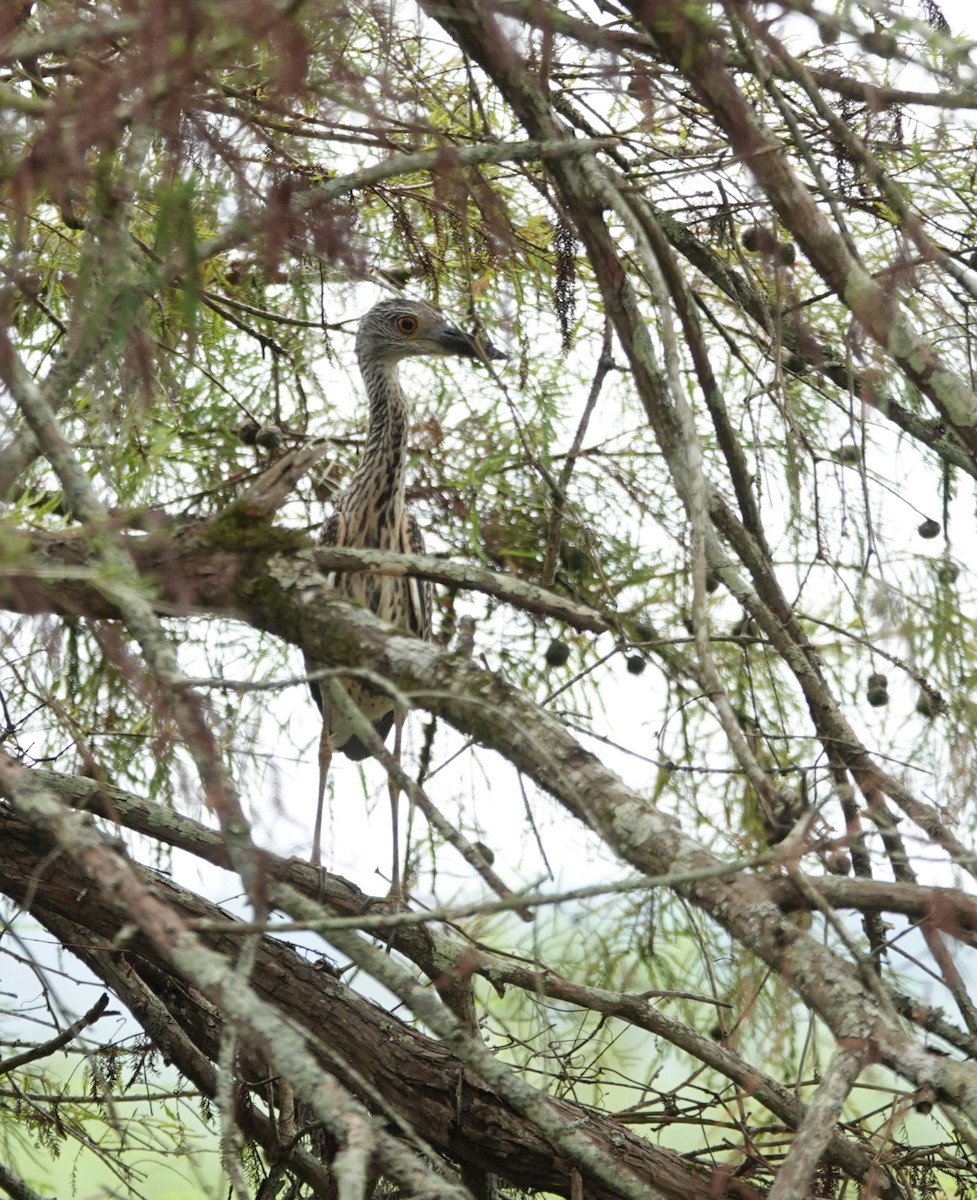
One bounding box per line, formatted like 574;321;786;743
0;993;110;1076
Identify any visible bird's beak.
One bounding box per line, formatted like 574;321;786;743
437;323;508;364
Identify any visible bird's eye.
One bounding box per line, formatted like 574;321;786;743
396;315;418;335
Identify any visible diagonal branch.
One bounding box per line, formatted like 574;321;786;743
0;763;473;1200
0;993;109;1076
765;1042;874;1200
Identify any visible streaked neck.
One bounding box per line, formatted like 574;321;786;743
344;357;410;527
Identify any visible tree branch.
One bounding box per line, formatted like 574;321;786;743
4;502;977;1127
0;791;761;1200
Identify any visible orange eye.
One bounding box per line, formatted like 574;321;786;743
396;315;418;335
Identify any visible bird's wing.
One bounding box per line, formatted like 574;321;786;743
403;511;432;642
318;508;345;547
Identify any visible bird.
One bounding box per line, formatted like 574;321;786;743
307;297;503;881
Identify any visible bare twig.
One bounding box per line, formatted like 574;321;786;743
0;993;110;1076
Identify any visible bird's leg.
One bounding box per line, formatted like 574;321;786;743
312;718;333;867
387;709;406;902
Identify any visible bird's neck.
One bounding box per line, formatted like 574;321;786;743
344;359;410;530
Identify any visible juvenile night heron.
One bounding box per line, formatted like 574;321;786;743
307;297;503;877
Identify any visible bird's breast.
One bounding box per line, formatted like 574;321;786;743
324;503;421;632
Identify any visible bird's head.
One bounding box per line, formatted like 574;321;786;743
355;299;506;366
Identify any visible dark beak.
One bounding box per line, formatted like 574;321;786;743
439;324;508;363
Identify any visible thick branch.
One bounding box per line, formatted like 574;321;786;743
3;496;976;1121
0;517;606;632
766;1043;873;1200
0;795;757;1200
